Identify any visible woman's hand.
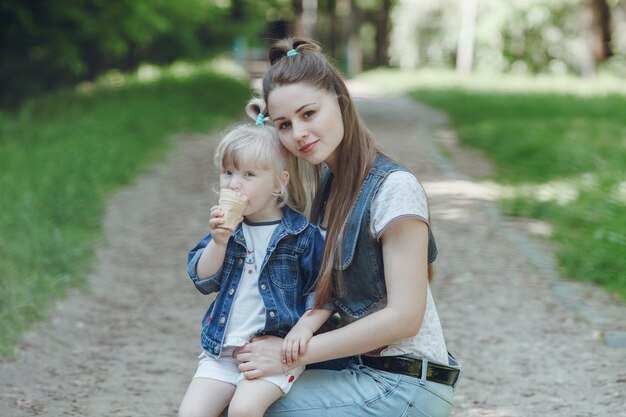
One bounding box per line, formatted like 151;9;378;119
233;335;297;379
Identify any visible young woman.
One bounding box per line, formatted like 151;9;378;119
231;39;462;417
179;100;330;417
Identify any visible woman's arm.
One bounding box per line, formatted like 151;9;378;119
235;218;429;378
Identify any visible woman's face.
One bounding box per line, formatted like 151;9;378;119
268;83;344;169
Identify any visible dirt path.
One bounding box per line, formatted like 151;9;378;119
1;85;625;417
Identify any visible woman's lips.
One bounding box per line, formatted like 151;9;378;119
300;140;319;153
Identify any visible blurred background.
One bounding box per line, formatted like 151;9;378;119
2;0;626;107
1;0;625;356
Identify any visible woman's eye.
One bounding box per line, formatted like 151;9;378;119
303;110;315;118
279;121;291;130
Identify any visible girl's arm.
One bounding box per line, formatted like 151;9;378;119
194;239;227;279
194;205;232;279
281;308;333;365
235;218;429;378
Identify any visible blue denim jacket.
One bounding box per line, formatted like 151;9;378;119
315;153;438;320
187;206;324;357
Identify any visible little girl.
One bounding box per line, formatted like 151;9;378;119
179;100;330;417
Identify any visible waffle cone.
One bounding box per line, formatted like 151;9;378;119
218;189;248;230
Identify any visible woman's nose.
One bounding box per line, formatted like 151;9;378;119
292;121;309;141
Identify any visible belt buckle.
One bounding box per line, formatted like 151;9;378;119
396;355;423;377
400;355;459;385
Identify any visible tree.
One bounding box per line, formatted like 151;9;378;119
293;0;319;37
0;0;231;107
374;0;393;67
588;0;613;62
456;0;478;74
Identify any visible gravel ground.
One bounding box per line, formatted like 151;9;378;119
1;84;625;417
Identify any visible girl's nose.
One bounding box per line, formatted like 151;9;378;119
229;177;242;190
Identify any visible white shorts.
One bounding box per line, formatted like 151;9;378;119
194;348;304;395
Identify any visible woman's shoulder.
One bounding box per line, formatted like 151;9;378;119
370;171;429;238
376;170;427;206
383;169;423;188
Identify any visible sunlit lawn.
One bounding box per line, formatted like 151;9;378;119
359;69;626;302
0;60;251;356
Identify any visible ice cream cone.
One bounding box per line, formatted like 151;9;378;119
218;189;248;231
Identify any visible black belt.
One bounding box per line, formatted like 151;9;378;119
360;355;460;387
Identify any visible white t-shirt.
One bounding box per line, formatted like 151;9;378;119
362;171;449;363
222;220;279;348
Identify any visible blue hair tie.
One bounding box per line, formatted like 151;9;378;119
256;113;267;126
286;49;298;57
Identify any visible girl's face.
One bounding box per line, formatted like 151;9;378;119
220;162;286;222
268;83;344;170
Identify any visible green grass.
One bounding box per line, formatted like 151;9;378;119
0;63;251;356
359;69;626;302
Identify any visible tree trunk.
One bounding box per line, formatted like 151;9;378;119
293;0;318;38
334;0;362;76
328;0;339;56
374;0;392;67
231;0;244;20
589;0;613;63
456;0;478;74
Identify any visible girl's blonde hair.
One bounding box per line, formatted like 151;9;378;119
213;98;309;214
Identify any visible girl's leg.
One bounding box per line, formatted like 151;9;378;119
178;377;236;417
228;379;283;417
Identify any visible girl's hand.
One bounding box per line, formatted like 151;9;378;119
233;335;295;379
208;205;231;246
282;327;313;366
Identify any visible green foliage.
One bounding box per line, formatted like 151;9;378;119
0;69;251;356
389;0;626;75
0;0;292;107
3;1;193;103
411;83;626;301
358;68;626;302
416;91;625;183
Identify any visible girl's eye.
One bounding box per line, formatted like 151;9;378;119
244;171;256;177
222;170;232;175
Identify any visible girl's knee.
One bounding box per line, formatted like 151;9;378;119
178;405;201;417
227;399;264;417
179;402;217;417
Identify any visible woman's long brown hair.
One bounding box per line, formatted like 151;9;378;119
263;38;431;309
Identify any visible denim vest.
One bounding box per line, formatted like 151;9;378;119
316;153;437;319
187;207;324;357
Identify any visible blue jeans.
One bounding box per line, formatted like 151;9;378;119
219;358;458;417
265;360;456;417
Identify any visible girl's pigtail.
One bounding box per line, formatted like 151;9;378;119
245;98;268;123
